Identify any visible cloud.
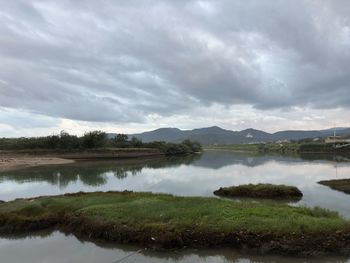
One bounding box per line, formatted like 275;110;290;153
0;0;349;133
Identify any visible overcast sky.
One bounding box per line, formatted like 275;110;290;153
0;0;350;137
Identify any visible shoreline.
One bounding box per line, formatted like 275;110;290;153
0;148;164;172
0;157;75;172
205;145;350;156
0;191;349;256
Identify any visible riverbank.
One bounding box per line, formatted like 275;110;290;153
319;179;350;195
0;191;349;256
0;157;75;172
205;143;350;155
204;144;299;154
0;148;164;172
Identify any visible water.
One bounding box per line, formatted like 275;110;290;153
0;231;348;263
1;150;350;262
1;151;350;217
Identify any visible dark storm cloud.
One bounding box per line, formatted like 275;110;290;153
0;0;349;123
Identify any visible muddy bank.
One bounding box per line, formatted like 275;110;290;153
319;179;350;195
0;148;164;172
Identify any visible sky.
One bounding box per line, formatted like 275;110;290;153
0;0;350;137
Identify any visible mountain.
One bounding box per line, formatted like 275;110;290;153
131;128;183;142
107;126;350;145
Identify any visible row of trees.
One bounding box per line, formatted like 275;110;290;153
0;131;108;150
0;131;202;155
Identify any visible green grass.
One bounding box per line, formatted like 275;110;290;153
214;184;303;199
0;191;347;235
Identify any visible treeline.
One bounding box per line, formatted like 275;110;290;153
0;131;202;155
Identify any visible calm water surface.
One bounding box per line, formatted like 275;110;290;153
0;231;349;263
1;150;349;217
1;150;350;262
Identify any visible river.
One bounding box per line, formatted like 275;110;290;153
1;150;350;262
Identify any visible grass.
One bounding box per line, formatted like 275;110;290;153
0;191;345;234
0;191;350;255
213;184;303;200
319;179;350;194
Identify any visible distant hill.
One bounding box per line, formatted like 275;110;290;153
108;126;350;145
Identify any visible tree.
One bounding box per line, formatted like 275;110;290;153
130;137;143;147
82;131;107;148
47;135;60;149
114;134;129;147
116;134;128;142
59;131;80;149
182;139;202;152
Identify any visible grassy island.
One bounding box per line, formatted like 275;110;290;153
0;191;349;256
319;179;350;195
214;184;303;200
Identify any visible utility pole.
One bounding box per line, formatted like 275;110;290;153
333;124;336;148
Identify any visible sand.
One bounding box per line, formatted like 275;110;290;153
0;156;74;172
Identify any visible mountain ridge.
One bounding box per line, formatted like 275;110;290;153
108;126;350;145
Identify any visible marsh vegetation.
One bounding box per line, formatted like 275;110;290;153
214;184;303;200
0;191;349;255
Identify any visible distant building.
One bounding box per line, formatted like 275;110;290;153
276;140;291;144
245;133;253;138
325;136;350;144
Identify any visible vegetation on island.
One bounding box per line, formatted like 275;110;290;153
0;191;349;255
0;131;202;156
319;179;350;195
214;184;303;200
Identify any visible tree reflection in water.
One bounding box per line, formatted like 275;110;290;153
0;155;201;188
